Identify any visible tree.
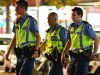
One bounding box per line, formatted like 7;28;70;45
43;0;78;8
0;0;11;6
0;0;11;33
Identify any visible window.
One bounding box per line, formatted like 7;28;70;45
0;38;12;45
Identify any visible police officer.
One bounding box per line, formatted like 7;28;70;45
61;7;99;75
40;12;68;75
6;1;41;75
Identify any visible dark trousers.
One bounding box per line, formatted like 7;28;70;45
14;46;35;75
49;61;63;75
68;54;90;75
19;58;35;75
16;58;23;75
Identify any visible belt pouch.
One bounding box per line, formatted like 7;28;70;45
22;46;34;58
82;49;92;60
14;47;23;58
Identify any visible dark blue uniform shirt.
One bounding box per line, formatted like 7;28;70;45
67;20;96;40
13;13;39;33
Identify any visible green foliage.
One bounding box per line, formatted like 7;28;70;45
49;0;63;8
43;0;78;8
65;0;78;5
0;8;3;15
19;0;25;1
0;0;11;6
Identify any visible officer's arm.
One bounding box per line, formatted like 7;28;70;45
92;36;99;55
61;40;71;64
40;41;46;53
63;39;71;54
7;34;16;53
86;24;99;55
62;28;71;53
85;24;100;60
6;34;16;61
90;36;99;61
30;18;41;51
60;28;68;45
34;32;41;51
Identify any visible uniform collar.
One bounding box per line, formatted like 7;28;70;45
78;20;83;26
23;13;29;20
50;23;59;31
73;20;83;28
19;13;29;21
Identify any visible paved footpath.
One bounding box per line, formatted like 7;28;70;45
0;72;15;75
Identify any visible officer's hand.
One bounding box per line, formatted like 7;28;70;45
5;52;10;61
90;53;96;61
61;52;70;68
32;51;39;58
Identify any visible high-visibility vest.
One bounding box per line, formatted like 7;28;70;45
70;22;93;49
45;25;64;54
15;17;36;48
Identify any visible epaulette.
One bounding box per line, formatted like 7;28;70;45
56;25;63;30
82;21;88;24
28;16;38;24
70;23;74;27
70;21;88;28
46;25;63;32
69;23;74;29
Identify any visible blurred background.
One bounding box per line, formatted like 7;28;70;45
0;0;100;75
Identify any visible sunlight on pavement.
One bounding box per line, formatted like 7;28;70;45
0;72;15;75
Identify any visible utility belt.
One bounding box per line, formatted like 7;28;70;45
70;45;93;54
69;45;93;59
14;46;40;58
45;47;61;62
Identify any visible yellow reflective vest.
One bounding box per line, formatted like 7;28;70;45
15;17;36;48
70;22;93;49
45;25;64;54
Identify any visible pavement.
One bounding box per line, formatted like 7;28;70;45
0;72;15;75
0;65;15;75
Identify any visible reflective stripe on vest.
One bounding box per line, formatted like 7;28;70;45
45;26;63;54
70;23;93;49
15;17;36;48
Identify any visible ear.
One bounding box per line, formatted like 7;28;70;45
55;18;58;21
